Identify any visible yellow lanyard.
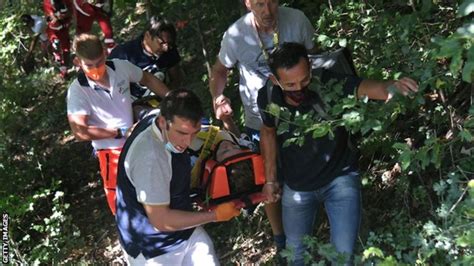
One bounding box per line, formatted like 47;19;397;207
190;125;220;188
253;16;279;62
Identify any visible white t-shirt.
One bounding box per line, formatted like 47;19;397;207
218;7;315;130
31;15;48;42
124;116;173;205
66;59;143;150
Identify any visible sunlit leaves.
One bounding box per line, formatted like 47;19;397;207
455;231;474;248
458;0;474;17
363;247;385;260
276;121;289;135
267;103;281;117
361;119;382;135
307;122;331;139
459;129;473;142
462;45;474;82
433;20;474;83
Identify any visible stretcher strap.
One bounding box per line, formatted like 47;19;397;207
190;125;220;188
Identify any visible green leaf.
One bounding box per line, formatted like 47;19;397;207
450;53;463;77
283;137;298;148
416;148;430;170
423;220;439;236
456;22;474;38
380;256;399;266
342;111;361;126
456;231;474;248
463;65;474;83
400;152;412;171
462;46;474;82
459;129;473;142
277;121;289;135
311;123;330;139
361;119;382;135
435;78;446;89
267;103;280;117
431;142;442;169
465;118;474;129
458;0;474;17
338;38;347;47
437;39;462;58
393;142;409;151
363;247;384;259
342;96;357;109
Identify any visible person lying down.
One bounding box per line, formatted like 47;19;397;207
130;105;265;208
188;126;266;209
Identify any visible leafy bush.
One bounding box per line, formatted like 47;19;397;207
0;0;472;264
268;0;474;264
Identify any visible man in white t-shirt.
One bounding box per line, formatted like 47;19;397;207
21;14;49;71
66;33;169;215
21;14;48;43
209;0;316;257
116;90;240;265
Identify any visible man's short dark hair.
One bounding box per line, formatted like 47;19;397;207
269;42;309;78
146;16;177;44
160;89;204;124
21;14;33;26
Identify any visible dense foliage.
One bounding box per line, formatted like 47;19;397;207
0;0;472;264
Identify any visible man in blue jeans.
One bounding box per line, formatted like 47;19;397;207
257;42;418;265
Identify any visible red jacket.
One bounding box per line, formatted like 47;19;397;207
43;0;73;30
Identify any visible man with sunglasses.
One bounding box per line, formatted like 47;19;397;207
109;16;182;99
66;33;170;215
258;42;418;265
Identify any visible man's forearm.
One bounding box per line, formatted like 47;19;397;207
27;35;40;55
141;71;170;98
260;126;278;182
221;116;240;136
71;125;120;141
146;206;216;232
357;79;392;100
209;61;229;99
168;65;182;90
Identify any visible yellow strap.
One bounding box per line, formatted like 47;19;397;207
148;99;160;108
190;125;220;188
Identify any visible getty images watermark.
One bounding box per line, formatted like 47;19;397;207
2;212;8;264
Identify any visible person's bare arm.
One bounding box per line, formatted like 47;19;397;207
167;64;182;90
221;116;240;136
260;125;281;202
209;60;233;121
27;34;40;56
140;71;170;98
357;77;418;101
209;60;229;100
144;202;239;232
67;114;119;141
144;204;216;231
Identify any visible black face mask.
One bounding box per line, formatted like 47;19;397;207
282;85;309;104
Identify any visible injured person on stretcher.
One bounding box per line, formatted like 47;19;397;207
188;123;267;210
132;105;267;211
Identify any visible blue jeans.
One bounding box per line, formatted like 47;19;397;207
282;173;361;265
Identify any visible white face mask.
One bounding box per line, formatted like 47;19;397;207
163;123;184;154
